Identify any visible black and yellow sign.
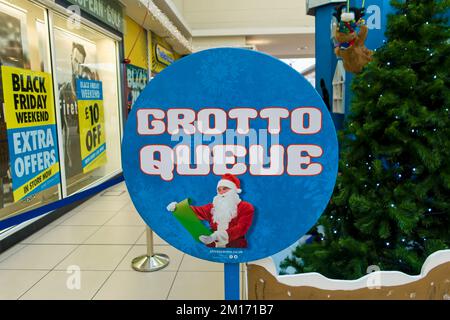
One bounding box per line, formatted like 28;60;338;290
1;66;60;201
76;79;107;173
151;33;178;74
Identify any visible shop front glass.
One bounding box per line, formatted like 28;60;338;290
53;14;122;196
0;0;123;226
0;0;59;222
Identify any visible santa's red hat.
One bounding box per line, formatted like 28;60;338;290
217;174;242;194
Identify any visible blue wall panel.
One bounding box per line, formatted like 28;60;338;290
313;0;396;129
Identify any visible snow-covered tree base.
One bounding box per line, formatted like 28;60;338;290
248;250;450;300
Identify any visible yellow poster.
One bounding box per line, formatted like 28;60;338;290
76;79;107;173
1;66;60;201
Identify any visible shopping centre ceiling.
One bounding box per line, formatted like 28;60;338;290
152;0;316;58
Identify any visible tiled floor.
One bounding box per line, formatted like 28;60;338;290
0;182;247;300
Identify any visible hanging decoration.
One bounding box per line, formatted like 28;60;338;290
332;1;373;73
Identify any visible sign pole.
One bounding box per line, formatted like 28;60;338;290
224;263;240;300
132;226;170;272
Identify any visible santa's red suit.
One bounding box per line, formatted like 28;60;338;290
191;201;254;248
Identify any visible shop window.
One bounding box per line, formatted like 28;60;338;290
0;0;59;222
52;14;122;196
332;60;346;114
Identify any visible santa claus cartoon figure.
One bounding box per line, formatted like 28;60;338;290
167;174;254;248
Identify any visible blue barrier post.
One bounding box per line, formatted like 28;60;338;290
224;263;240;300
0;175;124;230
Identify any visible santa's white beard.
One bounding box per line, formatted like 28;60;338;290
212;190;241;231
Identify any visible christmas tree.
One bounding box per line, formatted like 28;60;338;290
281;0;450;280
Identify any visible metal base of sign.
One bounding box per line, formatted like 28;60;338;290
132;254;170;272
132;227;170;272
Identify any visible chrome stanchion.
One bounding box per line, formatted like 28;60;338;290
132;227;169;272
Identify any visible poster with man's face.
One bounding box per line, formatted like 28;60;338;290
54;27;98;179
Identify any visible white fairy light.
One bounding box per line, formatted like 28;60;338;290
144;0;192;53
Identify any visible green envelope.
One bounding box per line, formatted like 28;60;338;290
173;198;212;242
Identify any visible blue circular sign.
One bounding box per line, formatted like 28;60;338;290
122;48;338;263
